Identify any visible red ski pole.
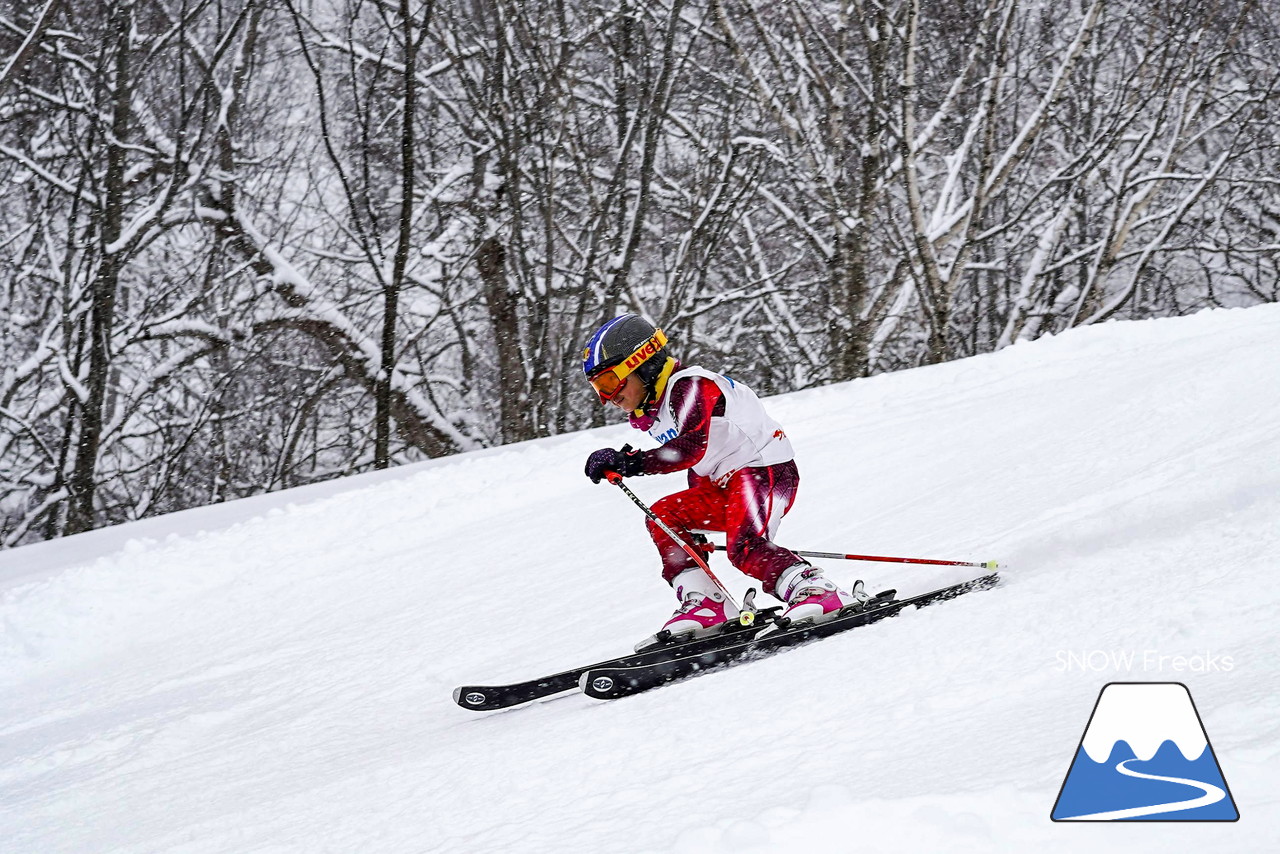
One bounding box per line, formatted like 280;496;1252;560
707;544;1000;570
604;472;756;626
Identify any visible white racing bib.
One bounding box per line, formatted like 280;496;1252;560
646;367;794;485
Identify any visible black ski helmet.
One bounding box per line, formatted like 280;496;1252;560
581;314;672;401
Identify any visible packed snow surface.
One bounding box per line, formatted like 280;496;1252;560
3;305;1279;852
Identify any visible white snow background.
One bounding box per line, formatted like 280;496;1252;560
3;305;1279;853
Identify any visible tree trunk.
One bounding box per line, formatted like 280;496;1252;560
476;236;529;443
378;0;428;469
66;1;132;534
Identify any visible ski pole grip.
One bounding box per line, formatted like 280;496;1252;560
605;471;623;485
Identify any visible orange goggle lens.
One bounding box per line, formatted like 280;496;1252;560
588;365;627;402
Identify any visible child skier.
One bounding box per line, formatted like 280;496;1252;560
581;314;868;642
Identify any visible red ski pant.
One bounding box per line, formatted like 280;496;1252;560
646;461;802;597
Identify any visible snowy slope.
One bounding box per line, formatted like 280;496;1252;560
3;305;1279;853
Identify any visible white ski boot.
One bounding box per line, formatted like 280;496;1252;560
776;563;869;625
634;567;740;651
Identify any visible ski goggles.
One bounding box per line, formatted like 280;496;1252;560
587;329;667;403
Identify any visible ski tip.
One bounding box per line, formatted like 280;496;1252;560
973;572;1002;591
453;686;493;709
984;560;1001;570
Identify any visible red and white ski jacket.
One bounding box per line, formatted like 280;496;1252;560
629;366;794;485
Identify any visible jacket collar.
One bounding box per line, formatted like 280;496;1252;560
635;357;679;417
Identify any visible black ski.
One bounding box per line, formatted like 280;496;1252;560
578;573;999;701
452;607;784;711
454;590;898;711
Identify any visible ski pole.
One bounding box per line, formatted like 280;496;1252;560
604;472;755;626
706;543;999;570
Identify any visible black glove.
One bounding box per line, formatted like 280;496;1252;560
585;444;645;483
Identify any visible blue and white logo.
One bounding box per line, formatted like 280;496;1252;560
1051;682;1238;821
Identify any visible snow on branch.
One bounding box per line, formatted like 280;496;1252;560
223;211;476;457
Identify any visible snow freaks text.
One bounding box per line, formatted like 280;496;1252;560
1054;651;1236;673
